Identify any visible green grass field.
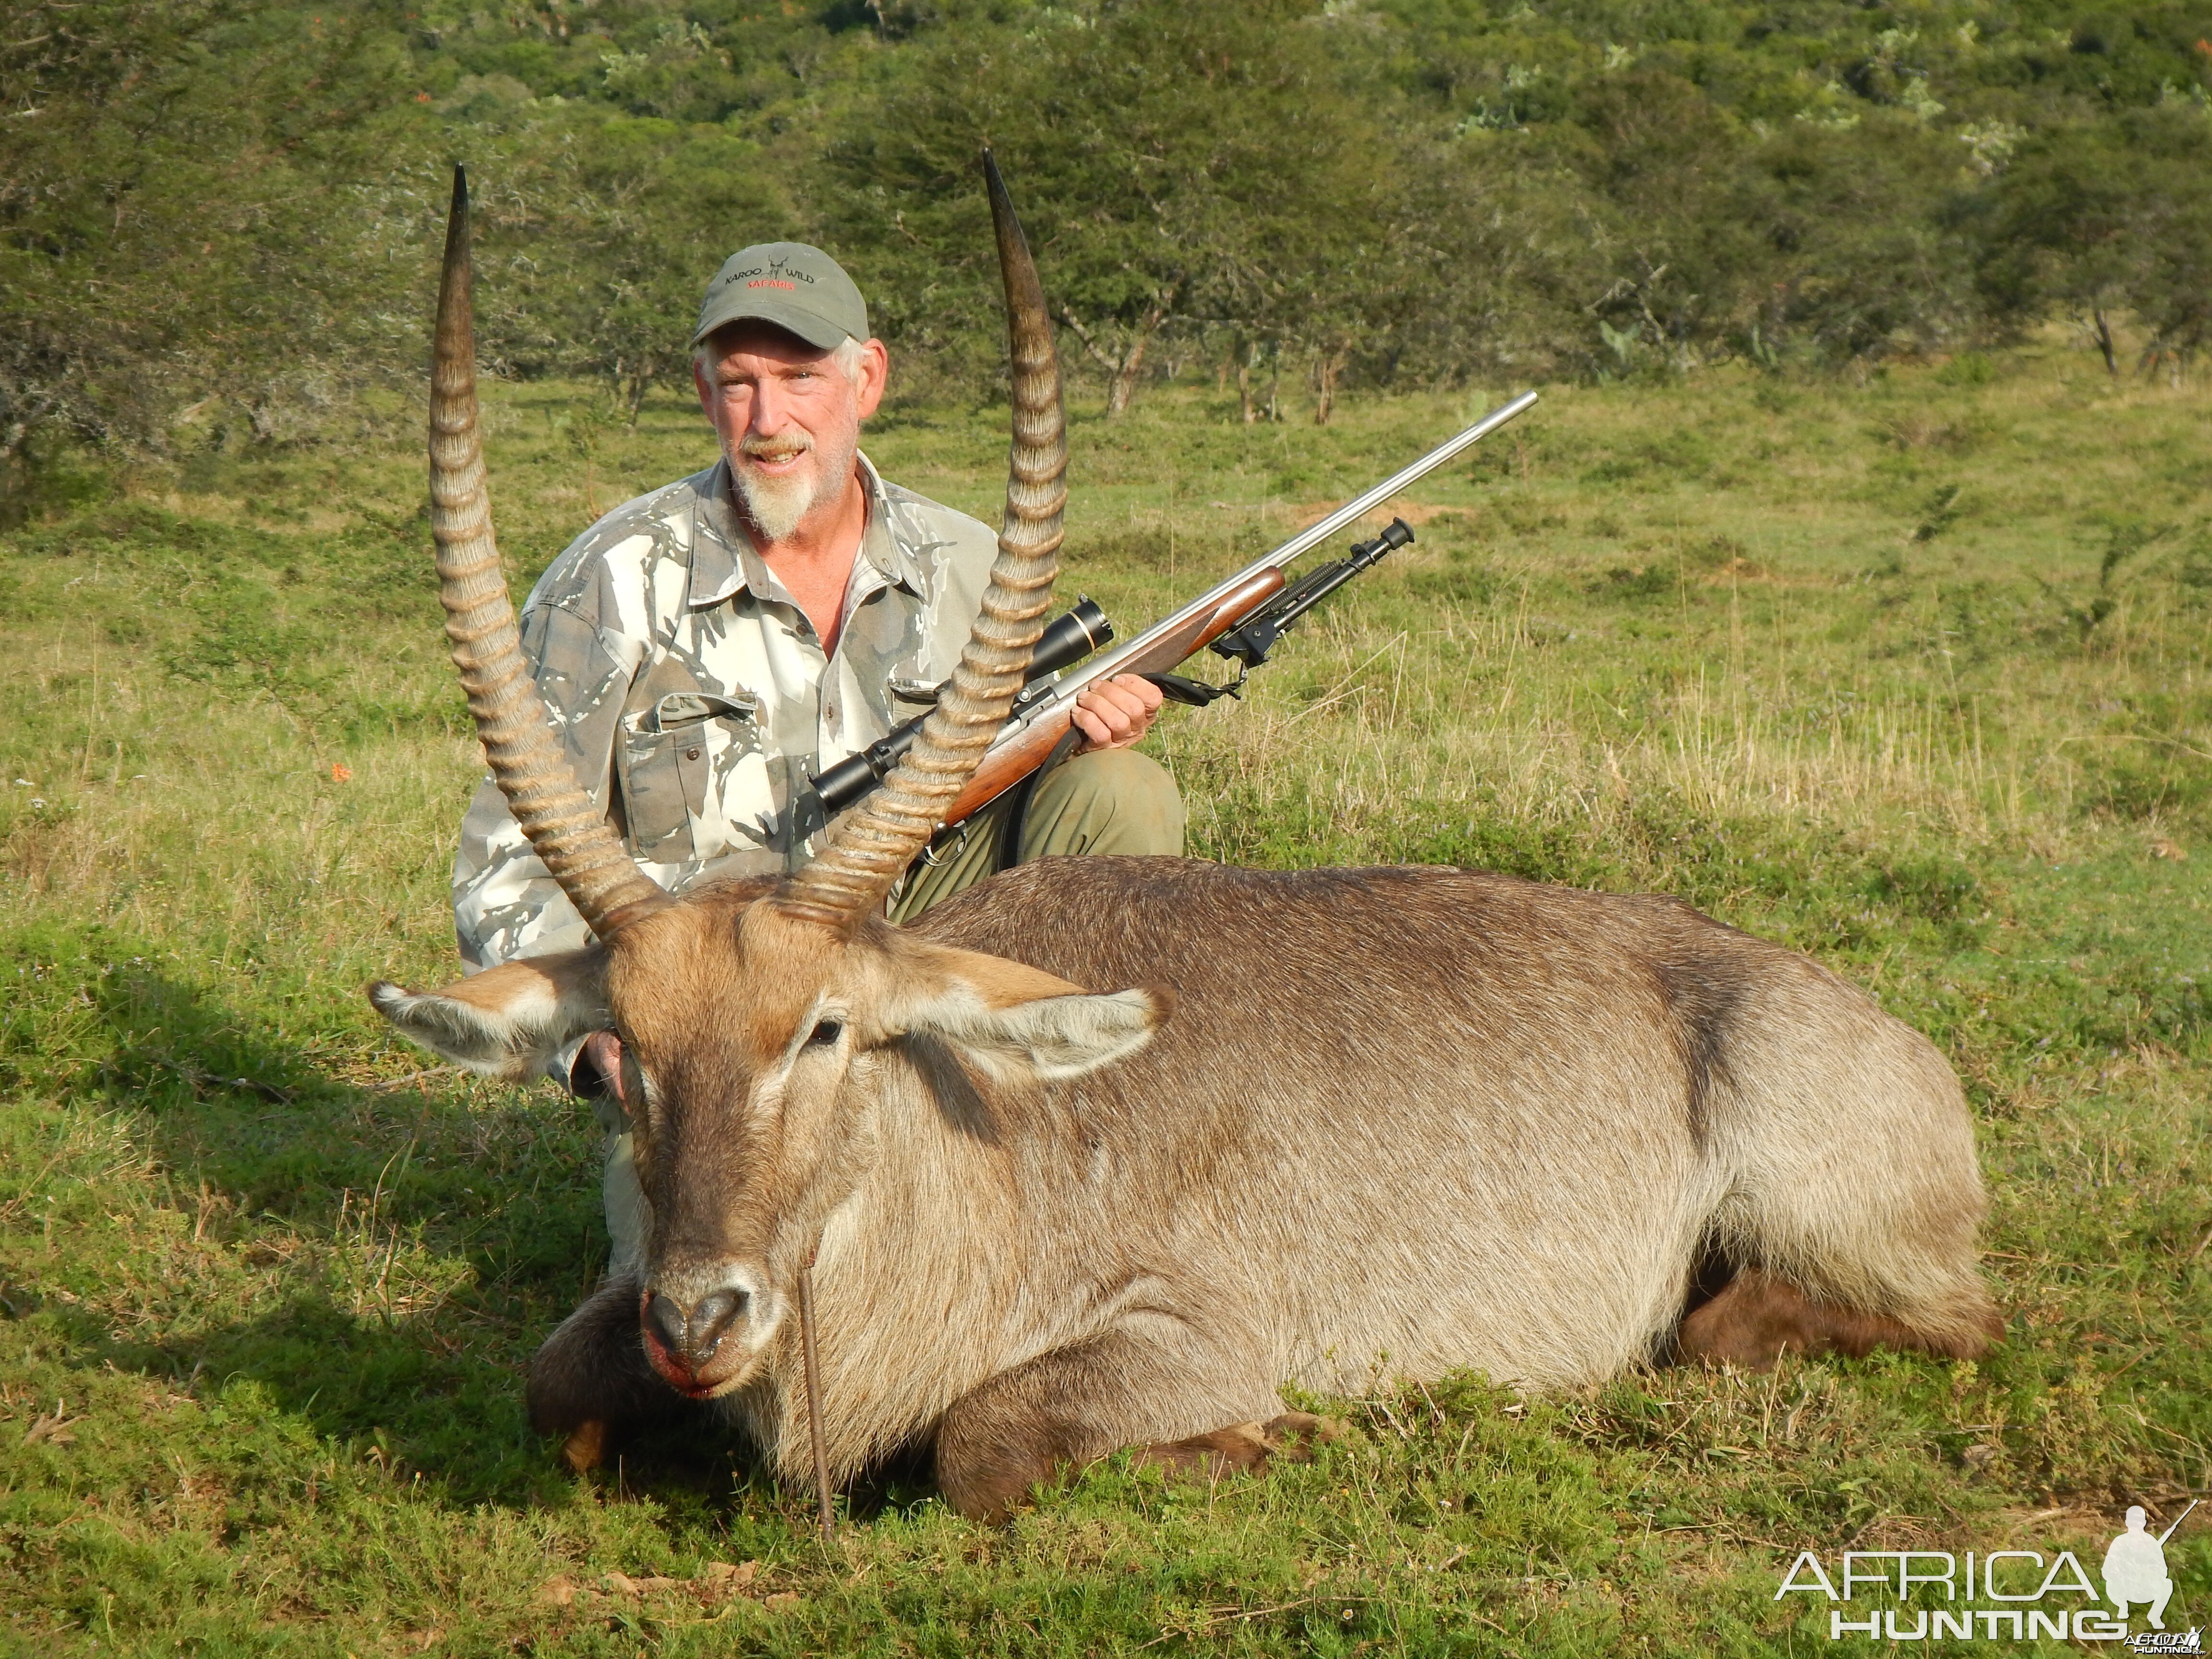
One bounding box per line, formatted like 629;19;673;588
2;344;2208;1656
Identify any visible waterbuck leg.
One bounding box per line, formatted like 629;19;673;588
1676;1268;1999;1370
1133;1411;1341;1480
526;1273;693;1468
932;1330;1311;1522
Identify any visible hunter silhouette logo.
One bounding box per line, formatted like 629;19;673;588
1775;1499;2199;1644
2107;1505;2184;1629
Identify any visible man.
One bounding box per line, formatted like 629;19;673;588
451;242;1180;1269
2103;1505;2176;1629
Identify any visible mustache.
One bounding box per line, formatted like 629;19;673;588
738;433;813;464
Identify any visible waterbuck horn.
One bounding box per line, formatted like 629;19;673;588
428;165;668;938
773;148;1067;930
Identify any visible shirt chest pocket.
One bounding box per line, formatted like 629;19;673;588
616;690;759;862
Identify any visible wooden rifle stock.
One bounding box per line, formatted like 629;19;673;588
939;565;1286;825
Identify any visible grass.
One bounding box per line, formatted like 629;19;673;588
1;340;2209;1656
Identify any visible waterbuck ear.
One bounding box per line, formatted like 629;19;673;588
367;949;609;1082
885;944;1169;1083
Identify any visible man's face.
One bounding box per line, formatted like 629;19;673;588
693;323;889;545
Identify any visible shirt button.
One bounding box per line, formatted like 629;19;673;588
685;746;701;760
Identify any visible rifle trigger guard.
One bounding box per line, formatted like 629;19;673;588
1141;667;1244;708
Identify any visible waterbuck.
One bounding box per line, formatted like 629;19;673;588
372;161;2001;1522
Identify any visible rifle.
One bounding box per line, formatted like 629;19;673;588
2158;1499;2200;1545
809;389;1539;827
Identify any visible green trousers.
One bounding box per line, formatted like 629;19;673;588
599;747;1184;1276
886;745;1186;923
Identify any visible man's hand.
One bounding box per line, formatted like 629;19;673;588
1070;673;1165;753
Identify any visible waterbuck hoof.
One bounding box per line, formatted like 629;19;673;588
562;1419;609;1473
1262;1410;1344;1457
1136;1413;1342;1479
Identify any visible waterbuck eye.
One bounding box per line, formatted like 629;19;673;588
807;1019;843;1047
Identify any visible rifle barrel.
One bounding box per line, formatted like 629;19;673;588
1241;391;1537;576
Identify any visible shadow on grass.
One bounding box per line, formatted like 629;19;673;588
3;925;785;1511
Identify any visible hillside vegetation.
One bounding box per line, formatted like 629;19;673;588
0;346;2207;1652
6;0;2212;510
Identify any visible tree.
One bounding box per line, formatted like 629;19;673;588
462;110;798;418
818;0;1389;416
0;1;433;510
1976;109;2212;376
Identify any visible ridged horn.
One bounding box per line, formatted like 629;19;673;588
773;149;1066;930
429;165;668;938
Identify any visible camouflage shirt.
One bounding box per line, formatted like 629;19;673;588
453;452;998;970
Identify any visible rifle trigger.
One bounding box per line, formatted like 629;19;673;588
1141;670;1243;708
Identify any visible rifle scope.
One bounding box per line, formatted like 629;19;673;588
810;598;1113;815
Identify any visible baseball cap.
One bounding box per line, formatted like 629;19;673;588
692;243;869;351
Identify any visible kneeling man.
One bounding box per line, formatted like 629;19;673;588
451;242;1180;1269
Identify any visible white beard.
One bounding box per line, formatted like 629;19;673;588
731;428;856;545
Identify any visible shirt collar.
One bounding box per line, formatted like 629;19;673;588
688;450;918;611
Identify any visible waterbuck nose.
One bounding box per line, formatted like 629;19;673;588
645;1288;749;1370
687;1289;747;1355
